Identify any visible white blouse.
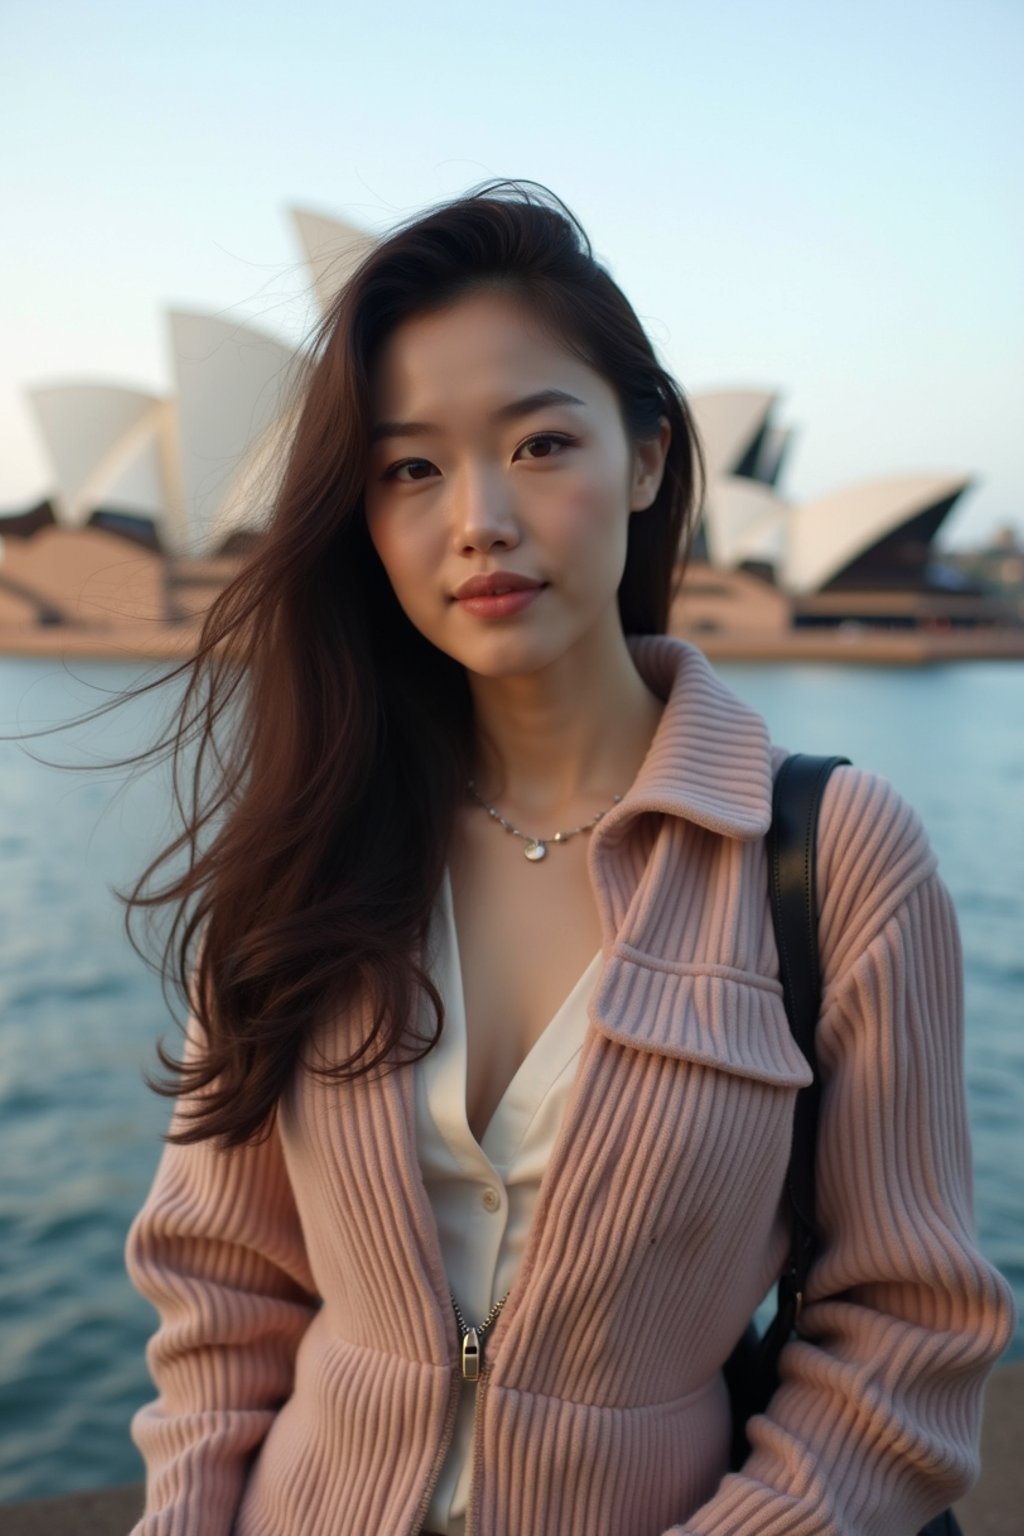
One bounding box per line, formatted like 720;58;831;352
415;864;603;1536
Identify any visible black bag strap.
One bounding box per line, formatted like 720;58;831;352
761;752;963;1536
756;752;850;1369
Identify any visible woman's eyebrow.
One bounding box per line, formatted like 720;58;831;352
370;388;588;444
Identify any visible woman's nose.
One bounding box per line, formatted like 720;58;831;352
450;466;520;552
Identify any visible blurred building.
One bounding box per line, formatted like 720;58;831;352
681;390;1020;639
2;205;1021;655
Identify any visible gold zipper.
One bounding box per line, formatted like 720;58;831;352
463;1357;493;1536
451;1287;509;1382
404;1266;508;1528
449;1285;508;1530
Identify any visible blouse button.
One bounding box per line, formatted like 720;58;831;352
482;1187;501;1211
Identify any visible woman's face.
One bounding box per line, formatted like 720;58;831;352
363;288;669;678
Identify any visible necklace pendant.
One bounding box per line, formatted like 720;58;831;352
523;840;547;862
461;1327;481;1380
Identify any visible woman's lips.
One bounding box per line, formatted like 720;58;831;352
453;585;546;619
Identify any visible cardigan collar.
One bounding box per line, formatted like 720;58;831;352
591;633;775;846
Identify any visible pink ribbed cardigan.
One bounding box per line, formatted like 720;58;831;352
125;633;1016;1536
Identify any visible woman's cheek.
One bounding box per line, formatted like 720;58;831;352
549;475;610;544
561;475;630;565
380;513;432;590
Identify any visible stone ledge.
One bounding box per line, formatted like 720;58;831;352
0;1482;143;1534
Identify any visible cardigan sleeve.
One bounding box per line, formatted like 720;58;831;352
124;1008;320;1536
671;772;1017;1536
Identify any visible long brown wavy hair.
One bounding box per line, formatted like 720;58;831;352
11;178;707;1147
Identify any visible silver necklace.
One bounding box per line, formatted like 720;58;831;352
465;779;624;862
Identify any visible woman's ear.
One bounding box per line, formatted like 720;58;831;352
629;416;672;511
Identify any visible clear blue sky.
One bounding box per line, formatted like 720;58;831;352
2;0;1021;547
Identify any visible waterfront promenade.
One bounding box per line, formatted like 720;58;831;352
1;1362;1020;1535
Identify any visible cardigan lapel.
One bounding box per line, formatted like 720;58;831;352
593;633;775;847
580;636;809;1081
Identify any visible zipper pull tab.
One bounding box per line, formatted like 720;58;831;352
461;1326;480;1381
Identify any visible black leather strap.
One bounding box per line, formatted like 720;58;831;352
769;753;850;1286
753;753;850;1374
727;754;964;1533
760;752;963;1536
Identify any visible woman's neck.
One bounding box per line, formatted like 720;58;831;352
465;628;665;823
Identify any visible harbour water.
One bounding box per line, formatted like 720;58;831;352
0;654;1021;1503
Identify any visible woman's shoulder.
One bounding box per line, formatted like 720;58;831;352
770;749;942;987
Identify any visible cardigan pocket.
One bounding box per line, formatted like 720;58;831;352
587;945;814;1088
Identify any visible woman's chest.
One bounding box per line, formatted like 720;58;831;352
446;834;603;1145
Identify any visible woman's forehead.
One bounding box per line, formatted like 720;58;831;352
369;297;602;419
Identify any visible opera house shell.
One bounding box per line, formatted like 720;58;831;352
1;205;1017;658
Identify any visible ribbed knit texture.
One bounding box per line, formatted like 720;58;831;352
125;633;1016;1536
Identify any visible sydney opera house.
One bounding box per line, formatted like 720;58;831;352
1;206;1020;661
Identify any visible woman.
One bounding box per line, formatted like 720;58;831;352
122;179;1014;1535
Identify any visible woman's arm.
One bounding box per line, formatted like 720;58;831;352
671;774;1017;1535
125;1010;320;1536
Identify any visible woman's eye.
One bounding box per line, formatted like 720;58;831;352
518;431;575;461
382;458;435;483
381;432;575;483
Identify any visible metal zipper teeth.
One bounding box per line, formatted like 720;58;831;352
463;1358;493;1536
407;1361;463;1536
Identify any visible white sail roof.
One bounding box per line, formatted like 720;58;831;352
702;477;789;568
26;383;169;526
288;206;377;316
688;388;779;481
168;310;300;556
781;473;971;594
205;399;303;551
